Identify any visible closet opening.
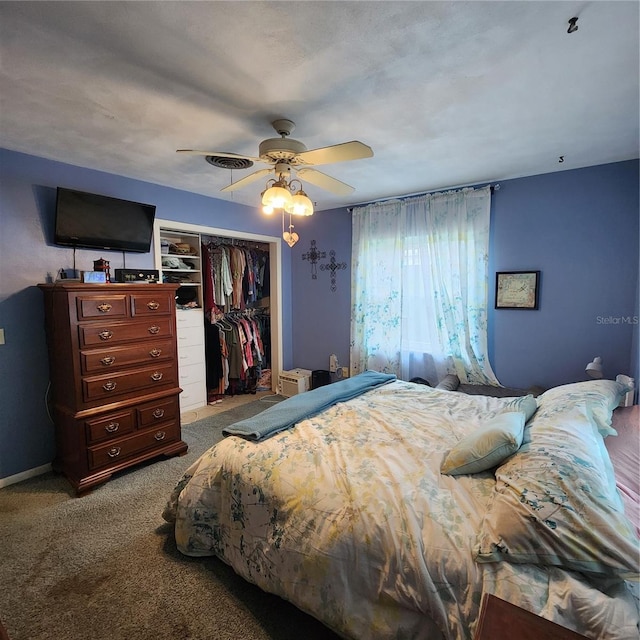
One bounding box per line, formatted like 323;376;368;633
153;219;283;413
201;235;272;403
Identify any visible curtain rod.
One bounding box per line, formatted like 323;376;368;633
346;182;500;212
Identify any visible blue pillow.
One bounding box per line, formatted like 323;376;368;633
502;394;537;422
441;411;525;476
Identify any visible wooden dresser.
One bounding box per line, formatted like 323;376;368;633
475;594;589;640
38;282;188;494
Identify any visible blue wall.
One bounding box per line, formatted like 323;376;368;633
289;207;353;373
1;149;638;481
0;148;293;480
292;160;639;392
489;162;639;390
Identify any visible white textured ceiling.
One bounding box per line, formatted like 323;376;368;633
1;1;638;211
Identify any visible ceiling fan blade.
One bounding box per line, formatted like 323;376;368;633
177;149;262;162
297;141;373;166
220;168;273;192
296;168;355;196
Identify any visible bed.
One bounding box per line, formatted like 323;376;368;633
163;373;639;639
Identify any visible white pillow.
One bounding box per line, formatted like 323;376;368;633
476;402;639;577
537;379;632;436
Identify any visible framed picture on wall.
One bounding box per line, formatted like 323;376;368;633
495;271;540;310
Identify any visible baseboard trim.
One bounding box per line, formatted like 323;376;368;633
0;463;52;489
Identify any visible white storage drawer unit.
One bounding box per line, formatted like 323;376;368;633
176;308;207;412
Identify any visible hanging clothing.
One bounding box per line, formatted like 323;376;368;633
204;310;270;396
229;246;246;310
204;322;224;391
202;239;270;315
201;236;271;397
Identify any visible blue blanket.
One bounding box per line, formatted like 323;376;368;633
222;370;397;441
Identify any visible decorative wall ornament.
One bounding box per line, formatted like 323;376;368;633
320;250;347;292
302;240;326;279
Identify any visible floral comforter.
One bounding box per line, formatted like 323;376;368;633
164;380;639;640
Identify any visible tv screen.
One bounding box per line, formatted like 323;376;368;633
54;188;156;253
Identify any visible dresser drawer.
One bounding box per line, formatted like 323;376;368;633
80;339;175;374
88;422;180;470
130;292;175;317
82;363;178;402
79;318;174;347
85;410;135;444
137;395;180;428
76;295;128;320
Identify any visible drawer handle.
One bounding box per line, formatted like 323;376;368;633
149;348;162;358
100;356;116;366
154;431;166;441
148;325;160;335
152;408;165;419
107;447;121;458
147;301;160;311
97;303;112;313
98;330;113;341
103;380;117;392
105;422;120;433
151;371;163;381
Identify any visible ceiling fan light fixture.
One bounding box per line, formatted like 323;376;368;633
286;189;314;216
262;185;292;210
180;118;373;248
260;189;275;214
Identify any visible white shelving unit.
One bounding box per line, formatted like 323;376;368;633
158;229;203;307
155;225;206;413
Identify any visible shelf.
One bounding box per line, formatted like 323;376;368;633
157;228;203;309
163;253;200;259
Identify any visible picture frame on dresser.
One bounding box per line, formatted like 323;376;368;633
495;270;540;310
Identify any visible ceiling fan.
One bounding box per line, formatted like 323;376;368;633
177;118;373;196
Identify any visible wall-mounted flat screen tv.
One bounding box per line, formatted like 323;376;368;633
54;187;157;253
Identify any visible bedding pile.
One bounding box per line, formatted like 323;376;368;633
476;381;638;577
221;369;396;440
164;376;639;640
605;408;640;538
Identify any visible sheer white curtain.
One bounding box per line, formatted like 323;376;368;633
350;186;499;385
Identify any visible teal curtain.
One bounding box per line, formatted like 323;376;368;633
350;186;499;385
